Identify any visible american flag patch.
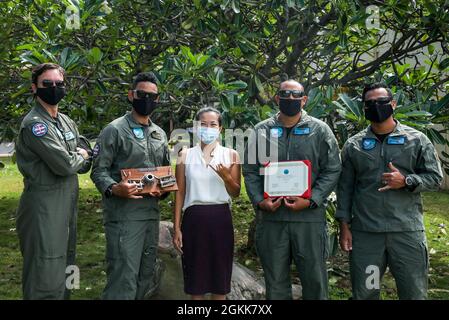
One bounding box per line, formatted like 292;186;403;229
31;122;48;137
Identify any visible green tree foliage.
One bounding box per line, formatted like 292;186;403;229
1;0;448;170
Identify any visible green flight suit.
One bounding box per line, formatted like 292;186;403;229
90;112;170;300
243;110;342;300
336;121;443;300
15;102;91;300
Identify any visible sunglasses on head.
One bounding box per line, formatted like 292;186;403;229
42;80;65;88
278;90;304;98
133;90;159;100
364;97;392;108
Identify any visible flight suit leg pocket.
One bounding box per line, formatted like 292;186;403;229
36;254;66;296
322;224;329;261
34;194;68;297
105;221;128;261
419;233;429;272
254;219;266;261
418;235;429;297
140;221;159;279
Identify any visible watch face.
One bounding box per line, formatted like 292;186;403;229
406;177;413;186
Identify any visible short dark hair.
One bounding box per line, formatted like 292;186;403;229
32;63;65;85
194;107;222;126
362;82;393;102
132;72;158;89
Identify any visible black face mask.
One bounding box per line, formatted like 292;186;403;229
36;86;66;105
132;97;158;116
279;98;302;116
364;99;394;123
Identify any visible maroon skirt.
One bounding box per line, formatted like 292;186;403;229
181;204;234;295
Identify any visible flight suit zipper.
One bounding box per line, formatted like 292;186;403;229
380;138;388;231
286;127;292;161
55;119;72;151
144;127;151;167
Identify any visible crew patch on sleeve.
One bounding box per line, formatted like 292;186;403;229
92;143;100;158
31;123;48;137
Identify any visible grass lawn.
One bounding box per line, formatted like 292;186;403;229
1;158;448;300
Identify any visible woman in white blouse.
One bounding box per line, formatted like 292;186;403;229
173;107;241;300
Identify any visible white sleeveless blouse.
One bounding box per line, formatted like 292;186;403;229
182;144;232;211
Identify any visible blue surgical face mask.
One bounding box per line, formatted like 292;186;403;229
196;127;220;144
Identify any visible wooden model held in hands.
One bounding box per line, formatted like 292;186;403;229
120;166;178;195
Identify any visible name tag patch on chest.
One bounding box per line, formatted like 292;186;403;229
64;131;75;141
387;136;405;145
151;131;162;140
133;128;145;139
31;123;48;137
270;127;283;138
293;127;310;135
362;138;376;150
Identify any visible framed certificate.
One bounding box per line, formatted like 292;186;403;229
263;160;312;199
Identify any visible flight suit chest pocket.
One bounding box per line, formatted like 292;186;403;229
123;135;147;160
149;138;165;165
64;131;77;151
353;144;379;172
289;132;315;160
150;140;164;152
385;141;415;172
53;125;77;151
148;130;165;150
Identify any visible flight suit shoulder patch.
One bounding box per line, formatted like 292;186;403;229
31;122;48;137
270;127;283;138
92;143;100;158
132;127;145;139
362;138;376;150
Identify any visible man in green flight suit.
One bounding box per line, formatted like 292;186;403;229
16;63;92;300
243;79;342;299
336;82;443;300
91;72;170;300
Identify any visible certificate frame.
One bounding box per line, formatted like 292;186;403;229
263;160;312;199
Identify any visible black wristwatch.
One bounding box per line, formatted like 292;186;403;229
308;199;318;209
105;184;116;198
405;175;416;191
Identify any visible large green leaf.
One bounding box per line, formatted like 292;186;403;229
337;94;362;118
226;80;247;90
87;47;103;64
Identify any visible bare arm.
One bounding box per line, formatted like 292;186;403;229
225;150;241;198
173;149;187;253
210;149;241;198
174;150;187;232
